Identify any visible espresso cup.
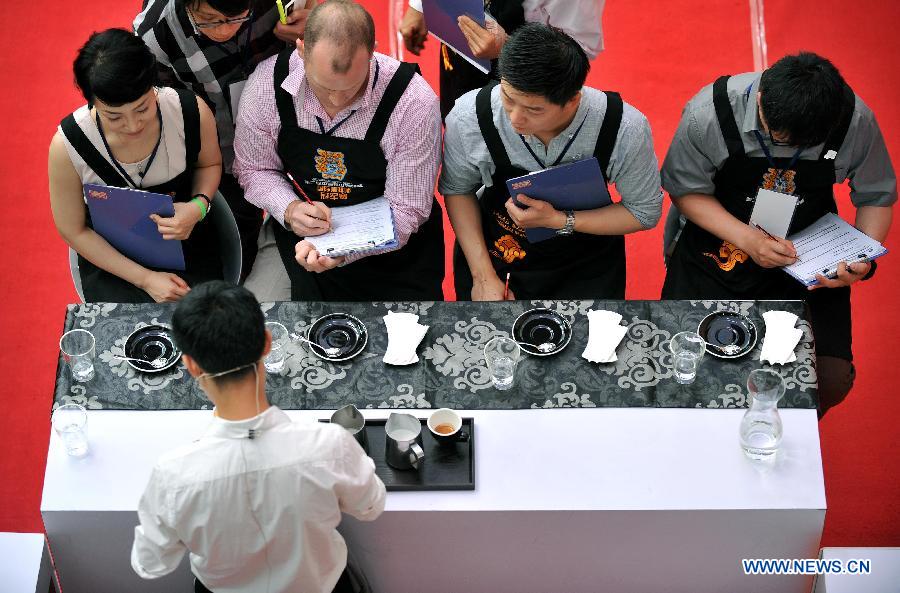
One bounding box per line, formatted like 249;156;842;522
330;404;368;453
385;413;424;471
427;408;469;447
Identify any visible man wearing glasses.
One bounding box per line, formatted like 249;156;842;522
135;0;317;280
661;52;896;418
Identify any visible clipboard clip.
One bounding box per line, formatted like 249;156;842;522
821;253;869;279
324;240;378;256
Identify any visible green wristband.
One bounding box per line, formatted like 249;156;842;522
191;197;208;220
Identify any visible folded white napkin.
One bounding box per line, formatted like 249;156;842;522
383;311;429;366
760;310;802;364
582;310;628;363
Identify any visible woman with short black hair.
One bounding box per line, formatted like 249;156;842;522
49;28;223;302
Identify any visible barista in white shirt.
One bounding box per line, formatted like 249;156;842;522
400;0;605;118
131;281;385;593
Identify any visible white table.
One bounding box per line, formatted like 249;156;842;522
0;532;55;593
42;408;825;593
813;547;900;593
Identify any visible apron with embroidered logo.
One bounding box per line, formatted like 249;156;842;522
60;88;222;303
662;74;856;359
271;49;445;301
454;81;626;300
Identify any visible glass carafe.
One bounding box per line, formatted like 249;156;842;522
739;369;786;460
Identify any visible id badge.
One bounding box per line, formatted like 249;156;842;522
749;187;799;239
229;79;248;118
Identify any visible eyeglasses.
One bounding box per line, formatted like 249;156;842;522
757;105;795;147
186;7;253;31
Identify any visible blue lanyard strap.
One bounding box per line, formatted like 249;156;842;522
519;114;588;170
314;61;380;137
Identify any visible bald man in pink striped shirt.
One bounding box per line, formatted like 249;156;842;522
234;0;444;302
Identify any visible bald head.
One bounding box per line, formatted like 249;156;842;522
303;0;375;73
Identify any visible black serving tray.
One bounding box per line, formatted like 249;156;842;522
321;417;475;491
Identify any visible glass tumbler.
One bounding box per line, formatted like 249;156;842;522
60;329;95;382
670;331;706;385
52;403;89;457
484;337;522;391
264;321;288;374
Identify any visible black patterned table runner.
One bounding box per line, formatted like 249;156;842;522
54;300;818;411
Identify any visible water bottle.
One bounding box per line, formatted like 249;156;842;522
739;369;785;460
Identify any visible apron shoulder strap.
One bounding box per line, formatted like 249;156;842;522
364;62;420;144
59;113;130;187
593;91;623;182
820;84;855;161
713;75;746;159
274;47;298;128
475;81;512;171
174;88;201;168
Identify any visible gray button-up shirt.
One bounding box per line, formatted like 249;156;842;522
439;85;664;229
661;72;897;207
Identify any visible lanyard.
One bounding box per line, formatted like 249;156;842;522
96;106;164;190
314;61;380;136
752;130;803;174
519;114;588;170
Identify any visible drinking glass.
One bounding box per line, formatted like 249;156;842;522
740;369;786;460
670;331;706;385
264;321;288;374
60;329;95;382
52;404;89;457
484;337;521;391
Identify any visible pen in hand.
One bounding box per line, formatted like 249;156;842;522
285;171;329;228
753;222;801;262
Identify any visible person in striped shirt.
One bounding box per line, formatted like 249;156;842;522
135;0;316;280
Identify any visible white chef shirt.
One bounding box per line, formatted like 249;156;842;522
131;406;386;593
408;0;606;58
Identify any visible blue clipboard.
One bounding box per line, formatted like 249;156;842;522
83;184;186;271
506;157;612;243
422;0;491;74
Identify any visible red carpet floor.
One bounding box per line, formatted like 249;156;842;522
0;0;897;548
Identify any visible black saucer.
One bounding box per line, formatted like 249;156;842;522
307;313;368;362
123;324;181;373
512;308;572;356
697;311;758;359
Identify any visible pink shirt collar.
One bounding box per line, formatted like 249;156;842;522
280;51;381;126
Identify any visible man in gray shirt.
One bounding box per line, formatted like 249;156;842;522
661;52;896;418
440;23;662;301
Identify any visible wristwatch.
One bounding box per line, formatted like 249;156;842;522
556;210;576;236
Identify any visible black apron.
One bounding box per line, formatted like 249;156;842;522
454;81;626;300
438;0;525;120
60;89;222;303
662;75;856;360
271;49;445;302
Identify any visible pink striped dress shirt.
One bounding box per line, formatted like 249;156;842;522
233;50;442;263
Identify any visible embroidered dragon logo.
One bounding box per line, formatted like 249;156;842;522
492;234;526;264
761;167;797;195
314;149;348;181
703;240;749;272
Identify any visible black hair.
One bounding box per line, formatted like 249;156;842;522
759;52;850;146
73;29;157;107
182;0;251;18
304;0;376;73
498;23;589;106
172;281;266;384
